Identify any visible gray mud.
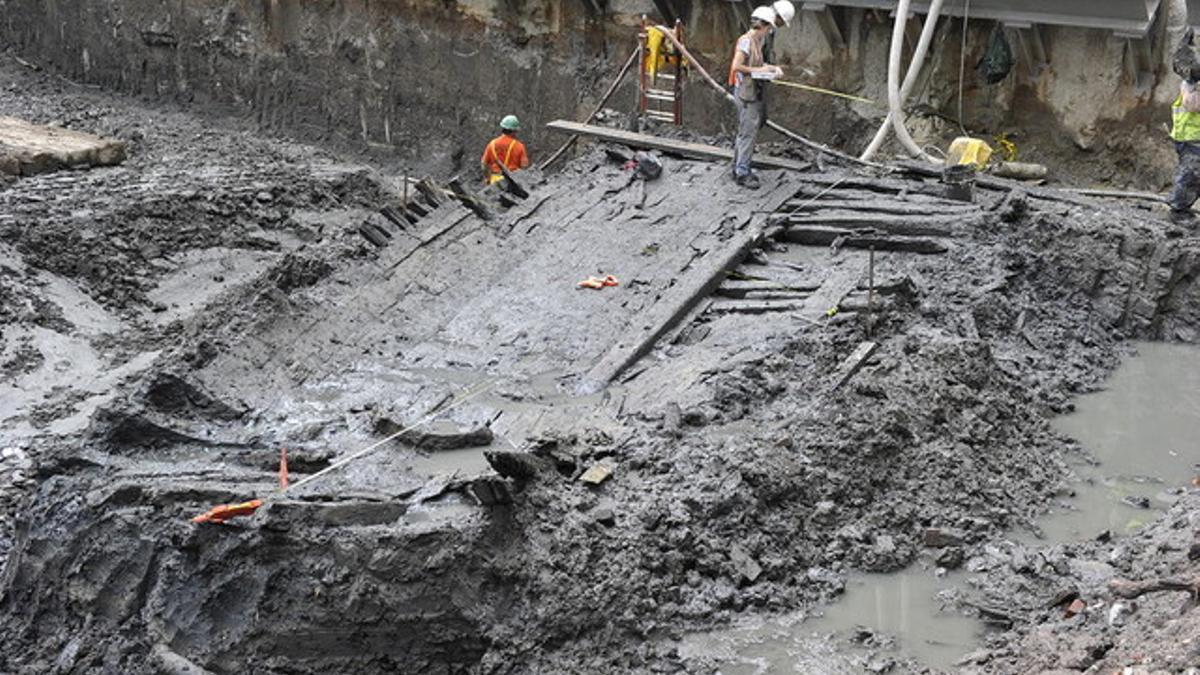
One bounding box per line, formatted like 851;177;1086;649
1;50;1200;675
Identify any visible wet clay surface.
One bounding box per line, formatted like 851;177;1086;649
2;54;1200;675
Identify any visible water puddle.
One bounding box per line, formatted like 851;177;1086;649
678;569;979;673
1034;341;1200;541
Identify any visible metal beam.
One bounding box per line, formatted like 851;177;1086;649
805;4;847;52
813;0;1162;39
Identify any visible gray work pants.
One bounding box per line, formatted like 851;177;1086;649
733;98;763;178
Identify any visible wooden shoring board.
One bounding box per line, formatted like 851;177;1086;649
0;116;126;176
786;199;982;216
778;226;950;254
545;120;811;173
784;212;965;237
801;261;866;323
830;341;879;391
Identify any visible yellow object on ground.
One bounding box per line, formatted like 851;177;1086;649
946;137;993;169
993;133;1018;162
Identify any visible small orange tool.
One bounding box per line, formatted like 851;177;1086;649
577;274;620;290
191;499;263;524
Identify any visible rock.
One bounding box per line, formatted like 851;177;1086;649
661;403;682;436
1107;601;1135;627
873;534;897;556
592;505;616;527
923;527;966;548
1121;495;1151;509
1064;598;1086;618
865;657;895;673
812;500;837;524
1010;547;1033;573
579;463;613;486
728;544;762;584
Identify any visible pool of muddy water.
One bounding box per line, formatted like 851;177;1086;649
678;341;1200;672
1033;341;1200;540
679;569;976;672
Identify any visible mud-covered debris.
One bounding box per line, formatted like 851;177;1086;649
484;450;554;482
375;417;494;450
470;475;513;505
923;527;966;548
1120;494;1152;509
143;372;244;421
937;546;965;569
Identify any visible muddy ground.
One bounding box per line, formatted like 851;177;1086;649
1;52;1199;675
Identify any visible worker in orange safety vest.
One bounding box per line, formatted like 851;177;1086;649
481;115;530;184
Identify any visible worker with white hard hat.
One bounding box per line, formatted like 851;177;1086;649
764;0;796;63
772;0;795;26
727;6;783;189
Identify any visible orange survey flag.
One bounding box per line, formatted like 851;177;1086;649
191;499;263;524
279;447;290;490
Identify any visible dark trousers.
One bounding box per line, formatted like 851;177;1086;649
1170;141;1200;212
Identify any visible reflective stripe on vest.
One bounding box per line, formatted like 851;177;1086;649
487;137;518;176
1173;94;1200;143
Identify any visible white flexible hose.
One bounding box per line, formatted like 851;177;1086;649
862;0;943;162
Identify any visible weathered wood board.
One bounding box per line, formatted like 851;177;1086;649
0;116;127;176
545;120;811;173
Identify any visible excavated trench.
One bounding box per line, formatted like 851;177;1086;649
3;3;1200;674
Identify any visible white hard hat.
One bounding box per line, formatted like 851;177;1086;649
773;0;795;26
750;5;776;24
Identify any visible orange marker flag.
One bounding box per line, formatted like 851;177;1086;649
279;447;290;491
191;499;263;524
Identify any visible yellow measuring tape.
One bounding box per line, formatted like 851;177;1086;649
771;79;877;106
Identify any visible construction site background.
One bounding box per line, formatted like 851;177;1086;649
0;0;1186;187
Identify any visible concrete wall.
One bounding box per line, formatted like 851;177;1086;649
0;0;1188;185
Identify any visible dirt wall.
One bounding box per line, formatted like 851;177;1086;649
0;0;623;177
0;0;1188;185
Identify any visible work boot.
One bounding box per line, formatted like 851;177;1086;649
736;173;761;190
1169;208;1195;223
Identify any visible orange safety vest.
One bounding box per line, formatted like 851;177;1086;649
727;31;764;100
483;135;525;184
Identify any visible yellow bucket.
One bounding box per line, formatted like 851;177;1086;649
946;137;993;169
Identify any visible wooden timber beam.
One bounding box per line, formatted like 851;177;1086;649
545;120;812;172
